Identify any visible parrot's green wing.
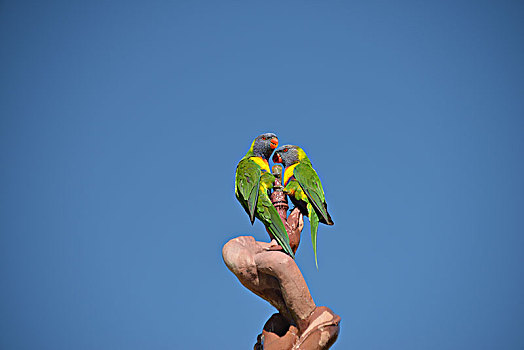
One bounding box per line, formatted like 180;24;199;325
293;163;333;225
235;158;261;224
256;174;294;258
236;160;294;258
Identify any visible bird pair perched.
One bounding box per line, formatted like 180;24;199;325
235;132;334;268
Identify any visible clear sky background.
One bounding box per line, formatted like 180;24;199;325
1;1;523;349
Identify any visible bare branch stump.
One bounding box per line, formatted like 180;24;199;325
223;165;340;349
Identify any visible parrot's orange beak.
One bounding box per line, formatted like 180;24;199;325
273;153;282;163
270;137;278;149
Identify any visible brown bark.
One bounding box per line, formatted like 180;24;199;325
223;165;340;349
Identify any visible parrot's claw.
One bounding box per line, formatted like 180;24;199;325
266;239;284;252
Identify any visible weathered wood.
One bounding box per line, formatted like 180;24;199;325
223;164;340;350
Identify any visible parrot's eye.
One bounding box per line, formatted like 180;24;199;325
261;136;267;140
282;148;288;153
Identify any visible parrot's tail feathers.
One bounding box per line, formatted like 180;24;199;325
267;216;294;259
249;206;256;225
310;208;320;270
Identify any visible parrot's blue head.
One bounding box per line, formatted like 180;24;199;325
273;145;301;168
252;132;278;160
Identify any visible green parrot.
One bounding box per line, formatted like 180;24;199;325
273;145;333;268
235;133;294;258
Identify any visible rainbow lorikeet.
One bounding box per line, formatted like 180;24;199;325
273;145;333;267
235;133;294;258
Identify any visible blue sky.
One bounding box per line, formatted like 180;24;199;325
1;1;523;349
